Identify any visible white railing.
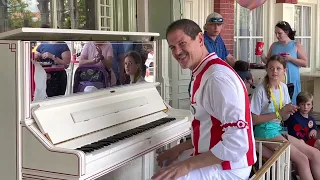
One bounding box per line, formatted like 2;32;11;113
251;140;291;180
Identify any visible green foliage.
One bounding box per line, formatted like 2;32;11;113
63;0;86;29
7;0;41;29
7;0;87;30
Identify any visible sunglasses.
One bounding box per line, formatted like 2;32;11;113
208;17;223;23
277;21;287;26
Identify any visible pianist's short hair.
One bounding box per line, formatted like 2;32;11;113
166;19;202;40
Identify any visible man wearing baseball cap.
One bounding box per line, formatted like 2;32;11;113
204;12;236;67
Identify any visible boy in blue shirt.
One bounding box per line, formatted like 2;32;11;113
287;92;320;150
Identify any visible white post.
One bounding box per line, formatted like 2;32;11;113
136;0;149;32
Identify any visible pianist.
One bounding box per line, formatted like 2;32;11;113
152;19;256;180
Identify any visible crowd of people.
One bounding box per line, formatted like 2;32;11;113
32;12;320;180
33;36;149;98
152;12;320;180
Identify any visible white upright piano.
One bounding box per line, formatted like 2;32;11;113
0;28;192;180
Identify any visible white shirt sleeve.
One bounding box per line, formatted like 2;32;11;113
201;72;249;162
250;85;264;115
282;83;291;104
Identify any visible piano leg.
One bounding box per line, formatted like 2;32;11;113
142;152;155;180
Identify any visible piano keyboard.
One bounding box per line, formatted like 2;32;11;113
76;117;177;153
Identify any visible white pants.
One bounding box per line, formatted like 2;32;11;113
174;149;252;180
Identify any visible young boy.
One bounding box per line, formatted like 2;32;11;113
286;92;320;150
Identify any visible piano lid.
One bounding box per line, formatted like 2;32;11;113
31;83;167;145
0;28;159;41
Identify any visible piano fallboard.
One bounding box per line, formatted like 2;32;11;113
32;83;167;145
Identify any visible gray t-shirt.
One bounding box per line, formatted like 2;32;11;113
250;82;291;123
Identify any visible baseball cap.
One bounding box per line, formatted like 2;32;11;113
206;12;223;24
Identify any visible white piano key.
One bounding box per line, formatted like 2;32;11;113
85;117;189;163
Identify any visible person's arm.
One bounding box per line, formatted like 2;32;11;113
173;139;193;154
79;44;97;66
260;42;275;64
101;43;114;69
221;44;236;67
286;42;307;67
202;73;251;163
252;113;278;125
102;56;113;69
283;84;294;121
156;139;193;168
226;54;236;67
55;51;71;68
184;151;223;171
34;44;42;61
54;44;71;68
249;86;275;125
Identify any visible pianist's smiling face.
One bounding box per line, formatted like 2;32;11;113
167;29;204;70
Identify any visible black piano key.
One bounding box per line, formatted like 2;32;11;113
78;148;94;153
76;117;177;154
99;139;112;144
91;144;105;149
81;145;93;149
106;138;119;143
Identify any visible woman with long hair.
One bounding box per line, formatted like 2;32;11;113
260;21;308;104
124;51;146;84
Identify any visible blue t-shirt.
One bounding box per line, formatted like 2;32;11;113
204;32;229;60
36;42;70;64
286;112;317;142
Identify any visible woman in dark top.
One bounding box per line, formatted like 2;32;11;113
35;42;71;97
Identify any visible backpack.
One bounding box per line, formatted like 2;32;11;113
73;65;110;93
